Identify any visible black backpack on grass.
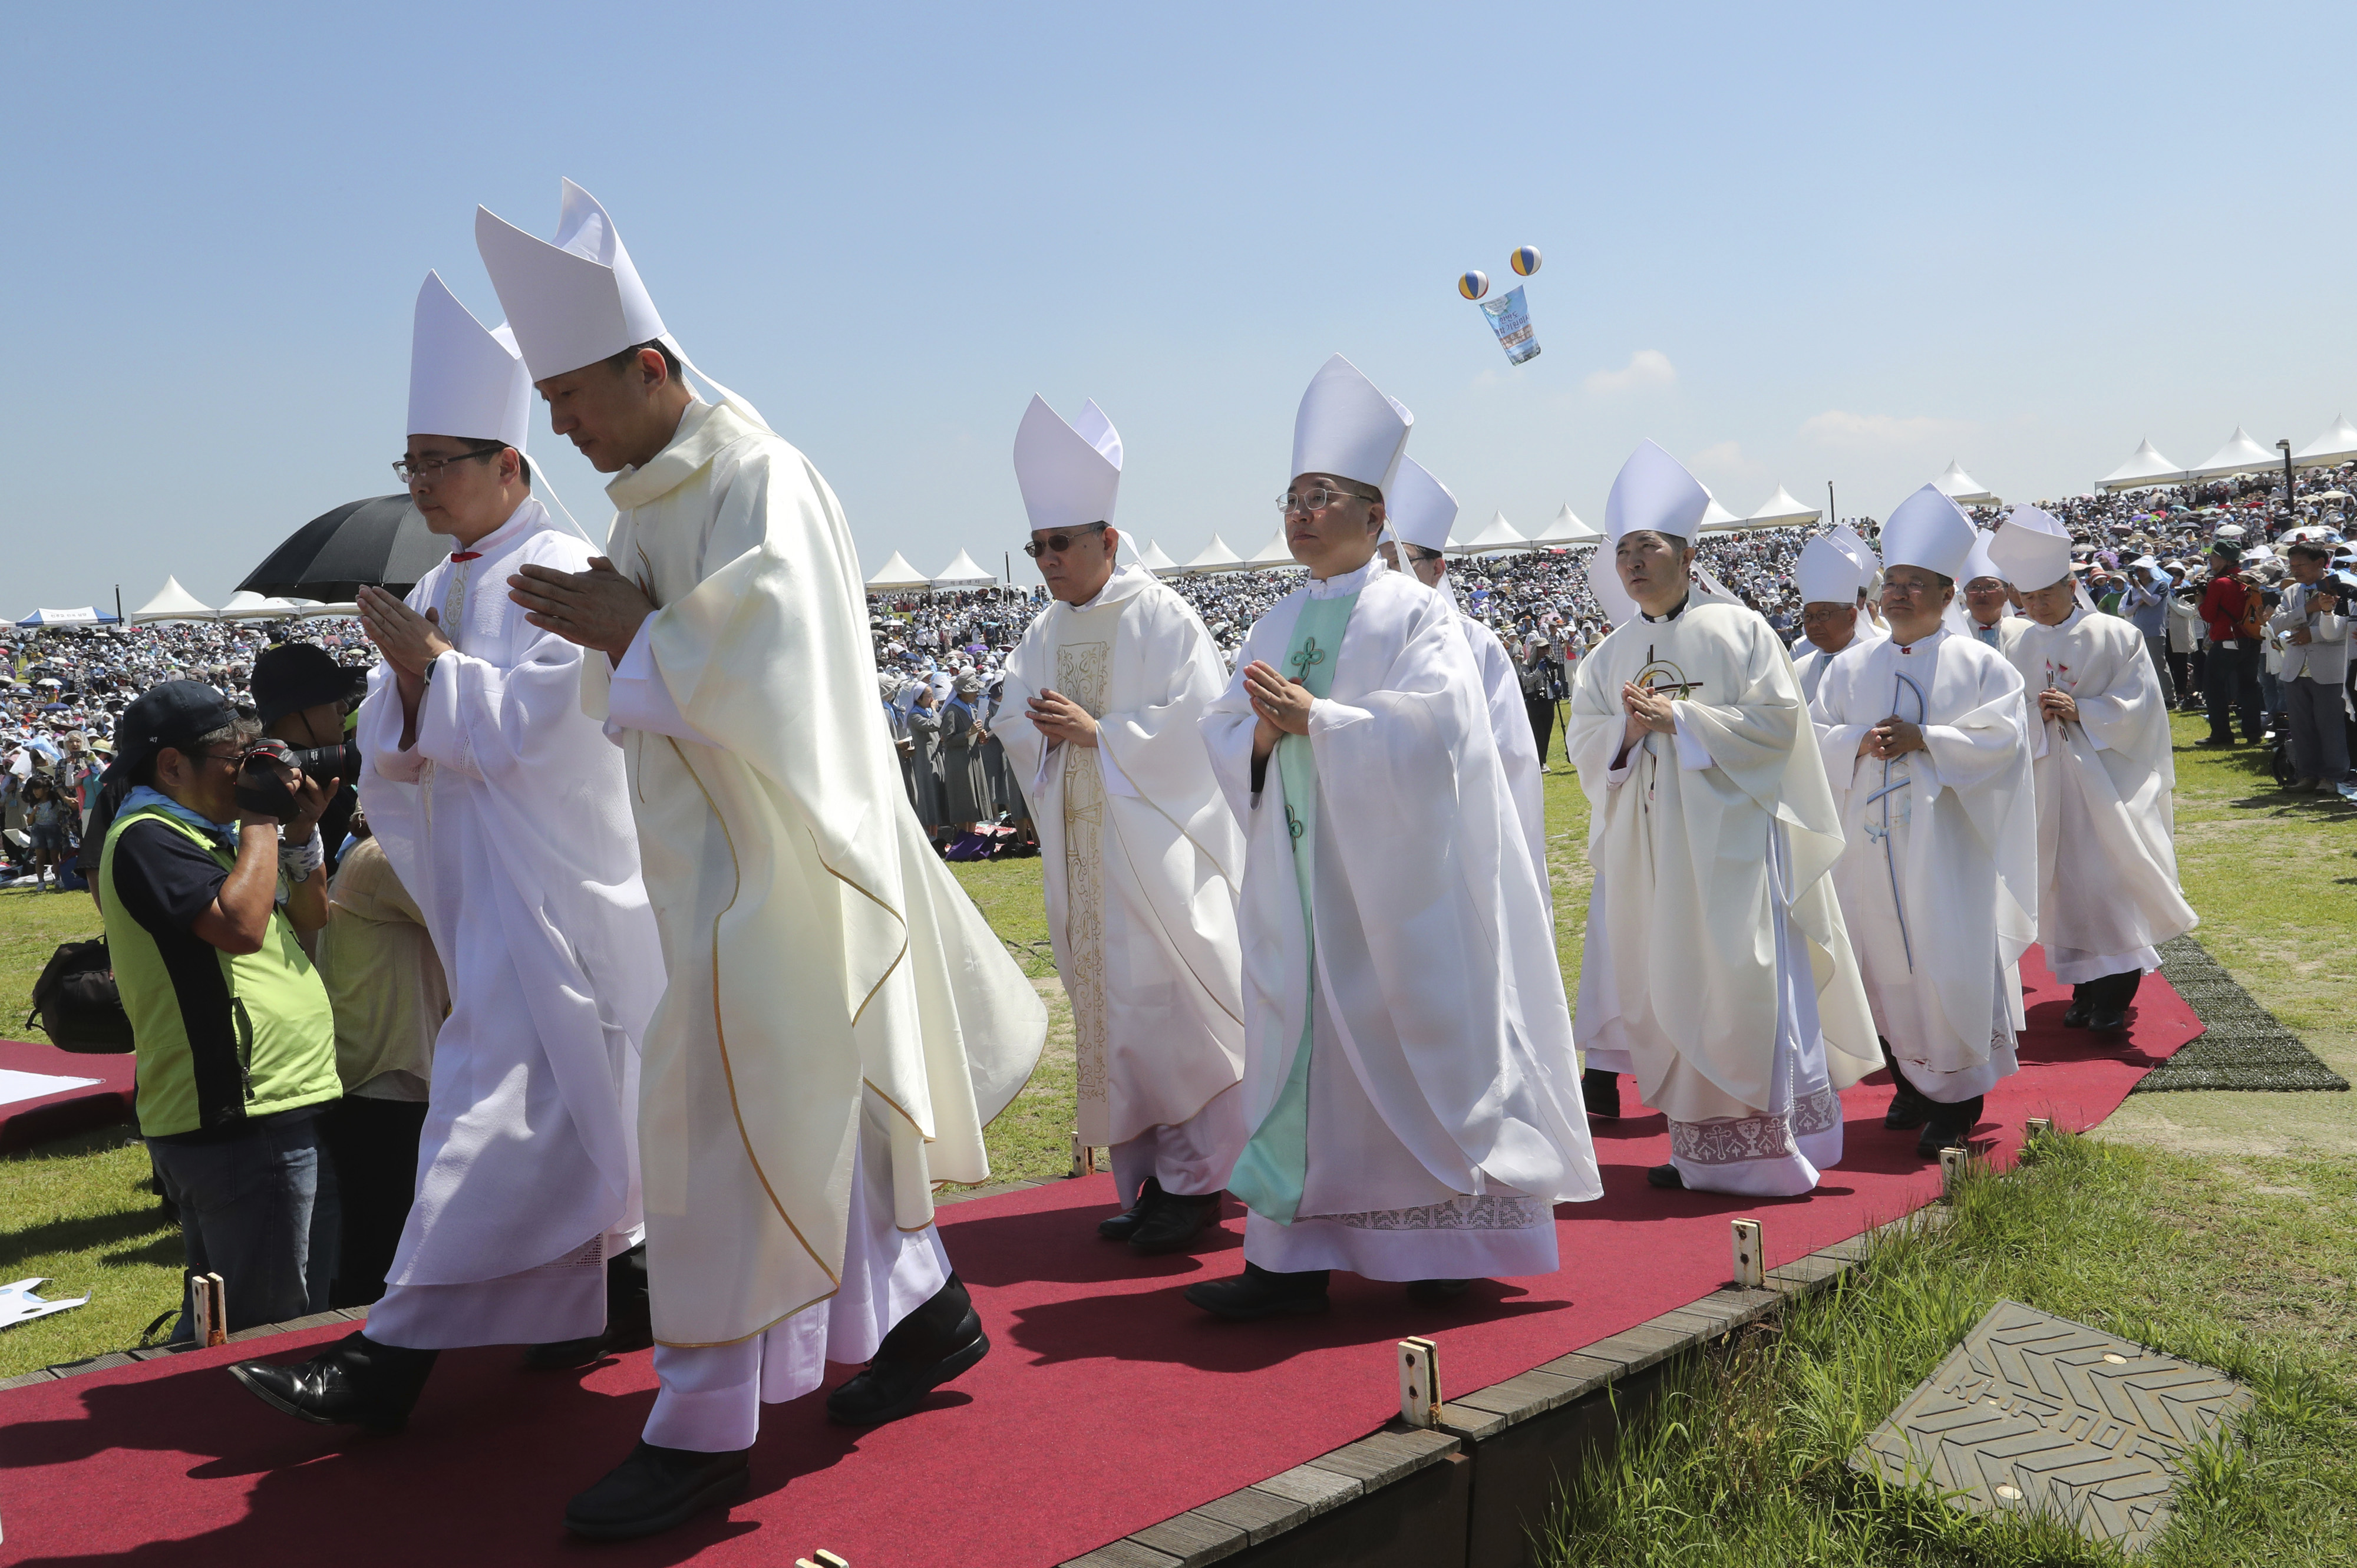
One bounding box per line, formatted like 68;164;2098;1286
24;937;136;1054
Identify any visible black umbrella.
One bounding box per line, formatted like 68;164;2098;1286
238;494;449;600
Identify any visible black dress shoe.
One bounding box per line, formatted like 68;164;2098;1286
1183;1262;1331;1320
563;1441;750;1541
1916;1095;1984;1159
1582;1067;1622;1118
526;1242;653;1370
1097;1177;1165;1242
1405;1278;1473;1304
2061;999;2092;1028
2088;1007;2129;1032
1645;1163;1685;1189
227;1331;439;1434
1883;1071;1932;1130
1128;1191;1220;1256
826;1276;991;1426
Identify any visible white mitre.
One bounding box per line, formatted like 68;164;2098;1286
1987;507;2075;590
1880;484;1978;580
1604;440;1712;543
1389;455;1459;554
1795;535;1865;606
1961;529;2008;587
1014;396;1121;533
476;179;668;381
407;271;532;451
1291;354;1412;496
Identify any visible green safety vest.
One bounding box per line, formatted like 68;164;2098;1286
99;806;340;1138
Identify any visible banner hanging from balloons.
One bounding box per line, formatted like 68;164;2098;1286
1480;285;1539;365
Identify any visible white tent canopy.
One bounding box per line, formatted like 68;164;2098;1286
1695;494;1749;534
1523;503;1602;546
131;576;216;622
2189;425;2282;480
2097;438;2186;493
1133;539;1182;576
1933;459;1997;507
1240;527;1303;570
865;550;930;591
930;549;997;588
1448;510;1528;555
15;606;117;628
1745;484;1822;529
2292;414;2357;469
217;591;303;620
1181;534;1247;574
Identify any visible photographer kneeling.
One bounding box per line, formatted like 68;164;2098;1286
100;680;344;1339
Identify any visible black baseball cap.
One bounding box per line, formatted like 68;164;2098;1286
107;681;237;781
252;642;368;727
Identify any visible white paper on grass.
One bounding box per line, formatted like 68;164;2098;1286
0;1277;89;1330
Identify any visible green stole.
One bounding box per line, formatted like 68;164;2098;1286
1227;589;1358;1224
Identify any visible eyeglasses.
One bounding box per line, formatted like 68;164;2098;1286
1881;579;1940;598
1022;523;1108;558
1276;486;1372;516
392;447;504;486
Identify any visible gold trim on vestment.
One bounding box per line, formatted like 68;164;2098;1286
825;857;909;1029
662;735;839;1289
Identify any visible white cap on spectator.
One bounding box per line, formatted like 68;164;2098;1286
1290;354;1412;496
407;271;532;452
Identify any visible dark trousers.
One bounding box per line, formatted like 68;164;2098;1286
1525;699;1555;764
319;1095;428;1308
2071;969;2145;1011
2283;677;2351;785
147;1112;328;1341
2204;641;2264;741
2167;649;2194;704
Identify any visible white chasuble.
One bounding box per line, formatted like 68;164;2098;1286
1567;600;1878;1197
1812;629;2038;1103
1201;561;1598;1280
2003;607;2196;982
356;496;662;1347
1791;621;1886;707
994;566;1246;1156
1457;608;1547;896
583;400;1046;1348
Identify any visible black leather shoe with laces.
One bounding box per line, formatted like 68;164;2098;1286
228;1332;439;1434
1183;1262;1331;1320
1127;1191;1220;1256
826;1275;991;1426
1097;1177;1164;1242
563;1441;751;1540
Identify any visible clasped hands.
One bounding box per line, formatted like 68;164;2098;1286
507;558;656;663
1244;661;1313;757
1028;688;1098;748
1858;716;1926;761
2036;689;2080;725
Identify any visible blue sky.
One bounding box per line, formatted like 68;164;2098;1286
4;2;2351;609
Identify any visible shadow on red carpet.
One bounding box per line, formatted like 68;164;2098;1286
0;948;2199;1568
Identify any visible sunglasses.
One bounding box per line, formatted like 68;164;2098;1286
1023;523;1108;559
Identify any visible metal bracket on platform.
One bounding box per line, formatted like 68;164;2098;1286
1068;1135;1097;1179
1939;1145;1988;1199
1730;1219;1765;1289
795;1553;849;1568
1398;1337;1441;1428
189;1272;226;1348
2023;1116;2054;1146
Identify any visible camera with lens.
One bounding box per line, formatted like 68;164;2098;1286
233;738;355;822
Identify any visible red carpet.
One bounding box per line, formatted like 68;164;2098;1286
0;949;2198;1568
0;1040;133;1153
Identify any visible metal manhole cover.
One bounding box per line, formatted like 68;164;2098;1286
1853;1300;2250;1551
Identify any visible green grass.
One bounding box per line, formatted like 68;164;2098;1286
0;884;106;1030
1541;1134;2357;1566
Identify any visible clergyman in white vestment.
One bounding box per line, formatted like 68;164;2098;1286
1988;513;2197;1030
230;271;658;1436
993;395;1247;1257
1811;486;2038;1158
1788;533;1887;707
485;181;1044;1541
1569;442;1877;1197
1190;355;1599;1321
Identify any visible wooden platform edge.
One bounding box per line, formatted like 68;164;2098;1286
1057;1203;1952;1568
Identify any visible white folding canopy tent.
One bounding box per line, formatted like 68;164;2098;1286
865;550;932;592
2188;426;2282;480
1240;527;1303;570
930;549;997;588
1695;494;1749;534
2097;438;2187;493
131;577;217;622
1133;540;1183;576
1744;484;1823;529
1181;534;1247;573
1522;504;1601;547
1933;460;1997;507
2292;414;2357;468
1448;510;1528;554
217;590;303;619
